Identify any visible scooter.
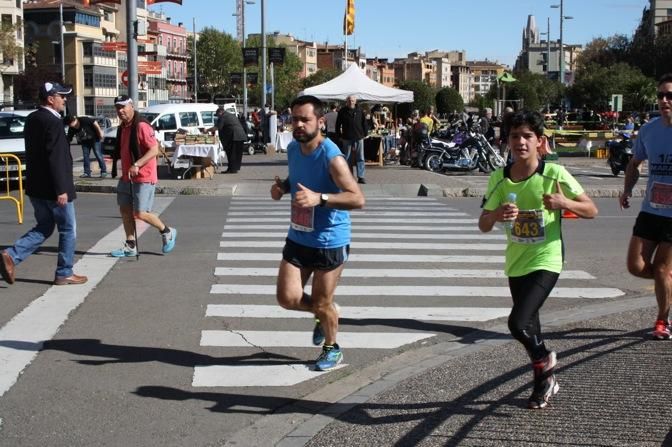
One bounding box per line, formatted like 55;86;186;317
606;132;633;176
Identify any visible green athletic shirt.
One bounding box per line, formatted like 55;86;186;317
482;161;584;277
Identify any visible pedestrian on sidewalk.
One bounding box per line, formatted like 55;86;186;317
109;95;176;258
213;107;246;174
0;82;88;286
270;95;365;371
336;95;368;184
619;73;672;340
64;115;107;178
478;110;597;409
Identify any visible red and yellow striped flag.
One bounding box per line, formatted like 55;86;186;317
343;0;355;36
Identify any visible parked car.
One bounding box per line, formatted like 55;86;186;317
0;110;36;186
102;103;220;155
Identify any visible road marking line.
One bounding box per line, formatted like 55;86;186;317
213;267;594;279
220;241;504;250
226;211;468;217
227;206;455;211
206;305;511;321
219;232;505;240
225;217;477;224
0;198;175;398
201;331;435;348
192;364;347;387
223;225;483;232
216;252;505;263
209;284;624;298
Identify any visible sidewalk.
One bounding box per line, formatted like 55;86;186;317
223;297;669;447
72;152;630;198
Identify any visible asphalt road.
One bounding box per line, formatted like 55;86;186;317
0;191;652;446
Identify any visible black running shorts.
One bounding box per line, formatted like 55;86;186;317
633;211;672;243
282;238;349;271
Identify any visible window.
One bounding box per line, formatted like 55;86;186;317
201;111;215;126
179;111;199;127
84;67;93;87
157;113;177;130
15;16;21;40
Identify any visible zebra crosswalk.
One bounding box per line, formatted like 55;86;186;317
193;197;624;388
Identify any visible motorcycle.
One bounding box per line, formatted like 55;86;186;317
606;132;633;176
423;124;505;173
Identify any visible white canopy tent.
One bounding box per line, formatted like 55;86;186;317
299;64;414;103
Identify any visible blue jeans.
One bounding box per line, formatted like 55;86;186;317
6;198;77;278
82;141;107;175
341;138;365;179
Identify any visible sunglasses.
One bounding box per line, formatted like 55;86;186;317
656;91;672;100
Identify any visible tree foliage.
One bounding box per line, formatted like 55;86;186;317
0;22;23;73
395;80;435;119
435;87;463;114
187;29;303;109
566;62;655;112
302;68;341;89
505;71;563;111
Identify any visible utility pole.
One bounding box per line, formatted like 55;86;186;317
193;18;198;103
126;0;138;103
547;16;551;76
261;0;266;107
559;0;564;85
59;1;65;84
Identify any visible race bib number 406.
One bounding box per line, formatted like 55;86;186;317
510;209;545;244
290;201;315;232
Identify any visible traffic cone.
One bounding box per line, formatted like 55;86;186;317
562;209;579;219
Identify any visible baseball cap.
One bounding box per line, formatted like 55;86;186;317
38;82;72;100
114;95;133;106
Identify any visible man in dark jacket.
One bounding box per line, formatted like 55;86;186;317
64;115;107;178
215;108;247;173
336;95;368;184
0;82;88;286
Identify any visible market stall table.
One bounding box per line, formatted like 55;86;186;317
171;143;225;179
363;136;384;167
275;131;293;153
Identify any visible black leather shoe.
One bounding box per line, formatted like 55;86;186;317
358;178;366;184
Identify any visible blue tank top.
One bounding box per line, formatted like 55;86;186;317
286;138;351;248
633;117;672;217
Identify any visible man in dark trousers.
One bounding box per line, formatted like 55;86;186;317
336;95;368;184
64;115;107;178
215;107;247;173
0;82;88;286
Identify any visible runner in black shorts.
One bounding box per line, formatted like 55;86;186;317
270;95;365;371
620;73;672;340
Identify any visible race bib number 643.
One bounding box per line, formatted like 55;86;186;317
510;209;545;244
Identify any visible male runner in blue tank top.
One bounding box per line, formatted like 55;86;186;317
271;95;365;371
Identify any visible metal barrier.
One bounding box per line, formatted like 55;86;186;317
0;153;24;224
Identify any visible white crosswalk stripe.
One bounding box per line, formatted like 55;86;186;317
193;197;624;388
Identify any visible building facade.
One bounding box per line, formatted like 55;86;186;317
147;11;187;103
0;0;23;106
468;60;505;98
651;0;672;34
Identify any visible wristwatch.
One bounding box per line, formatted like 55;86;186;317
133;162;139;168
320;193;329;207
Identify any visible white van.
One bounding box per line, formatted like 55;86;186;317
102;103;220;154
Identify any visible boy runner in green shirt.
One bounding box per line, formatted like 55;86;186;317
478;110;598;409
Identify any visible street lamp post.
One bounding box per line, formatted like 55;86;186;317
551;0;573;86
539;17;551;77
261;0;267;108
233;0;255;118
59;1;65;84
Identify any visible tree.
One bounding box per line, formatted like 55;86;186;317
0;22;23;72
188;28;241;99
395;80;435;119
505;71;563;111
567;62;654;112
302;68;341;89
435;87;463;114
242;35;303;110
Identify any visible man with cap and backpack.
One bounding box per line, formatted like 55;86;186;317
109;95;176;258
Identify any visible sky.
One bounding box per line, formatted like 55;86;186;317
149;0;650;67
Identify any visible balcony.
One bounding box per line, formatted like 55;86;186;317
166;50;188;60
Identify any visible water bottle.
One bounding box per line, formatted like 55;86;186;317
504;192;517;230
